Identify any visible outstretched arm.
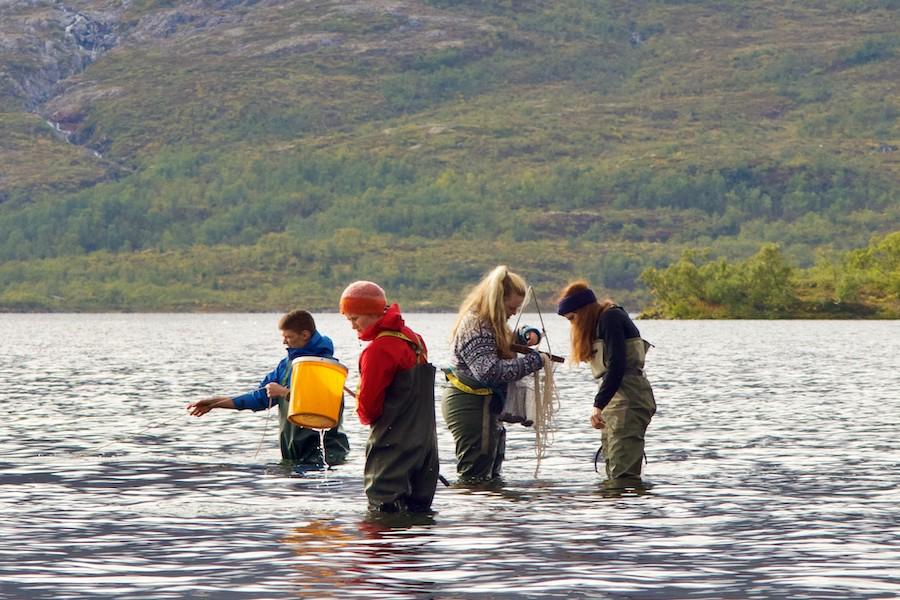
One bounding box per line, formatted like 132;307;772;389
187;396;235;416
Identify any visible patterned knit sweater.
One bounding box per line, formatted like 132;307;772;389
451;313;543;386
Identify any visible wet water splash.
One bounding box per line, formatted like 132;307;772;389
1;314;899;598
319;428;330;471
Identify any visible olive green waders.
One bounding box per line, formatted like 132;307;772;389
275;398;350;464
274;367;350;465
592;337;656;483
365;361;440;512
441;371;506;482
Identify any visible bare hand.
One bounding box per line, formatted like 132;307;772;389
590;406;606;429
187;396;230;417
265;382;290;399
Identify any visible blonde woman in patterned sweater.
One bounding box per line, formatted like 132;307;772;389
442;266;543;482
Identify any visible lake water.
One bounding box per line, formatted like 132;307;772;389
1;313;898;599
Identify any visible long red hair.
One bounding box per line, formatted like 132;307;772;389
558;280;615;363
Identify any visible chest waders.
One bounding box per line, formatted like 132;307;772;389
276;364;350;465
441;369;506;482
591;336;656;483
365;332;439;512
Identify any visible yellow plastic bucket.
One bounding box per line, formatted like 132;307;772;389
287;356;348;429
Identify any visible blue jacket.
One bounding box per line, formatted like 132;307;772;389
232;331;335;411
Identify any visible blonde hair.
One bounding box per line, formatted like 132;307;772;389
558;280;615;363
450;265;527;358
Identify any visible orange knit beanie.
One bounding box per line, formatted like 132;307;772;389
339;281;387;315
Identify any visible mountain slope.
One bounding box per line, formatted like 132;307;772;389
0;0;897;311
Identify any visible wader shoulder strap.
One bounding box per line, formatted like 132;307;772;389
376;330;428;363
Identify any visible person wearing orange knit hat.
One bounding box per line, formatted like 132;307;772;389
340;281;439;512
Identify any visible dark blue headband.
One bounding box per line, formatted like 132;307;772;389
557;288;597;315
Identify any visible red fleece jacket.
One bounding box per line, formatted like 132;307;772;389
356;304;427;425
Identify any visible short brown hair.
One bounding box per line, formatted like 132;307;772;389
279;310;316;334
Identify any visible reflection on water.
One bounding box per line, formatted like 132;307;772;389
1;314;899;598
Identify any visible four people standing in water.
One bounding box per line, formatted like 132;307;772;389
188;268;655;511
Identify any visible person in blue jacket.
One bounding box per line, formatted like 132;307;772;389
187;310;350;465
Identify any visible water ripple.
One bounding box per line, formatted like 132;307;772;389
1;315;899;598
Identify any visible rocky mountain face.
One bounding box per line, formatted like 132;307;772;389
1;0;119;108
2;0;496;161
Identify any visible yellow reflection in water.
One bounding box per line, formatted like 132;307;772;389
281;520;353;589
281;514;439;595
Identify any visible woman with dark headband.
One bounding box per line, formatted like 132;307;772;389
557;281;656;487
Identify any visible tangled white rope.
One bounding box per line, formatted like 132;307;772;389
531;352;560;477
513;286;561;477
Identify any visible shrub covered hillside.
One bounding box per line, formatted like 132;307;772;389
0;0;897;313
641;232;900;318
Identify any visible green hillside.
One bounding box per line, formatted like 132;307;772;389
640;232;900;318
0;0;897;312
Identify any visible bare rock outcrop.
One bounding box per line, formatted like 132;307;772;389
0;0;119;108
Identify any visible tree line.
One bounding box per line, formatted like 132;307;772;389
640;232;900;318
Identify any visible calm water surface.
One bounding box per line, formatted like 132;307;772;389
1;314;898;599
